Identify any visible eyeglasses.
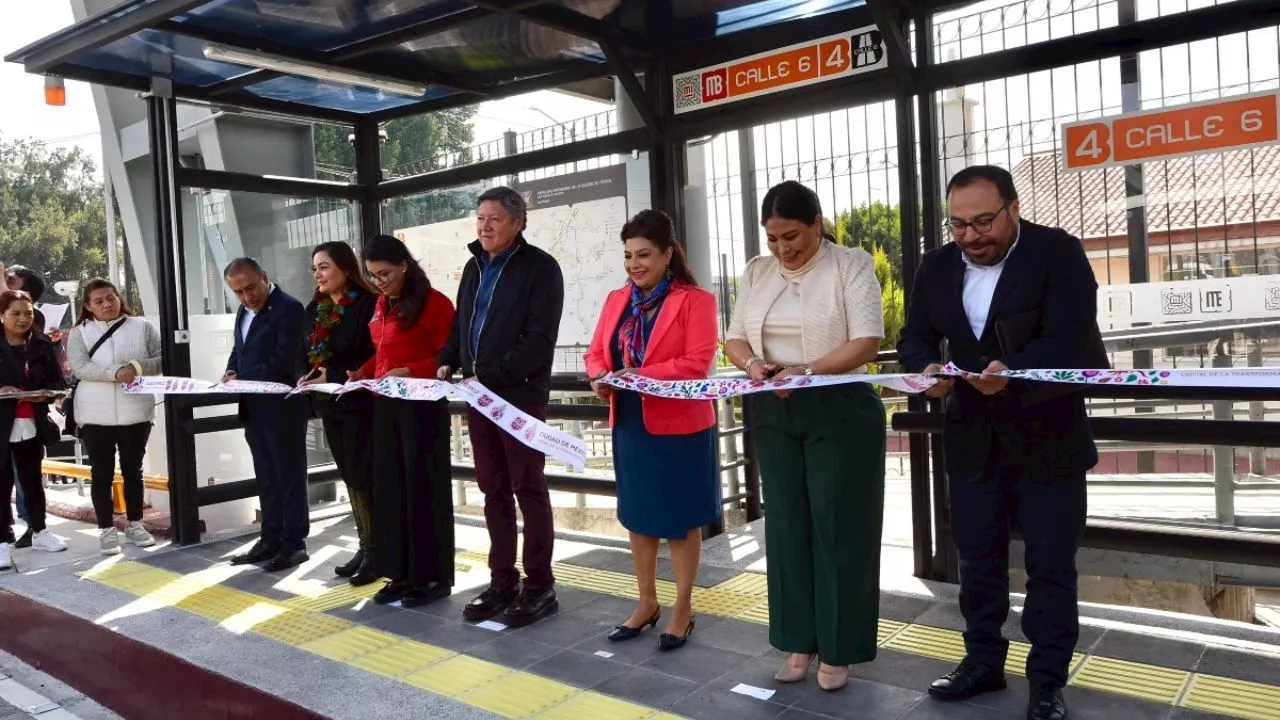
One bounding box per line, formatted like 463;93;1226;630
366;268;397;284
944;204;1010;237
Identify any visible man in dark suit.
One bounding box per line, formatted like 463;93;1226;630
898;166;1108;720
221;258;310;573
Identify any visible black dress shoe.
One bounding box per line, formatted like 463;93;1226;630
502;586;559;627
349;555;379;587
658;616;696;652
262;549;309;573
608;609;661;641
463;585;519;622
335;548;364;578
928;660;1007;701
229;542;278;566
1028;684;1068;720
401;584;451;608
374;579;412;605
14;528;32;549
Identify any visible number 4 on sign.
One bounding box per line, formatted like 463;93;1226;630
1064;122;1113;169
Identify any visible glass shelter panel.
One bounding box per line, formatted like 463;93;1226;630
930;14;1280;537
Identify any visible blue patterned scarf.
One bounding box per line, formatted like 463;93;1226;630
618;275;673;368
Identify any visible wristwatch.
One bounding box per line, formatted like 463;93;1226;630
802;365;814;376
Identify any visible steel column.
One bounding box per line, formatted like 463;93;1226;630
353;119;383;244
147;85;199;545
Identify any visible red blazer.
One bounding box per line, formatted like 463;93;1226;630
360;290;455;379
584;282;718;435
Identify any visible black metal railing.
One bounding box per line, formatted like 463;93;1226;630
893;383;1280;571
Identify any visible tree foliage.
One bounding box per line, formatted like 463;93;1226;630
311;108;479;176
0;136;109;296
825;203;907;354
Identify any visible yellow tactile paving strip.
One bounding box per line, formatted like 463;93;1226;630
81;550;1280;720
78;559;683;720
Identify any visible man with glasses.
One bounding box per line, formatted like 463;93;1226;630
898;165;1108;720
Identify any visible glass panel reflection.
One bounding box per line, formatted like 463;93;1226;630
73;29;256;86
393;14;603;76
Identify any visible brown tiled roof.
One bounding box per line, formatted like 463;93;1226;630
1010;144;1280;239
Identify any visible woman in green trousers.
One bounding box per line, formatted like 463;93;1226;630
724;181;887;692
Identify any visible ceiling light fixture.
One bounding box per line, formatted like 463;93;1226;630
202;44;427;97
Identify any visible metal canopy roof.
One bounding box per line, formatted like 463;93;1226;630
5;0;880;124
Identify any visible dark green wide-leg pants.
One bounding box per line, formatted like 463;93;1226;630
749;382;887;666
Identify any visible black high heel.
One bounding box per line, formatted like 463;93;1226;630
657;615;695;651
608;609;661;641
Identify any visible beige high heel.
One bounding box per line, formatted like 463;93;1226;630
774;654;816;683
816;663;849;691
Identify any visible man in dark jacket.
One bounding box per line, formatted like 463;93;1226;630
898;166;1108;720
221;258;310;573
438;186;564;627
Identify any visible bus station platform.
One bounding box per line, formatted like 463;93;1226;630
2;511;1279;720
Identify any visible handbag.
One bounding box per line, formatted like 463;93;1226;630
63;318;127;438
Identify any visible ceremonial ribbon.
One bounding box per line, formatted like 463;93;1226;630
125;365;1280;468
124;376;591;471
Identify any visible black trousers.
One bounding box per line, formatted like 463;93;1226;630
321;398;374;546
949;456;1088;689
243;397;311;553
81;422;152;528
1;438;46;538
371;396;454;587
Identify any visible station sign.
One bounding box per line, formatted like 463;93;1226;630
1062;91;1280;171
672;25;888;115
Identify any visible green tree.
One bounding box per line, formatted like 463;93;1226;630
824;203;907;355
311;107;479;177
0;137;109;301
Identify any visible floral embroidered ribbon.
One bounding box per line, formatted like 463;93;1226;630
124;376;589;470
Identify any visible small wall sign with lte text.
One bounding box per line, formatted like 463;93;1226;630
672;26;888;115
1061;91;1280;171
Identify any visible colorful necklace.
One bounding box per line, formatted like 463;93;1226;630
307;290;358;369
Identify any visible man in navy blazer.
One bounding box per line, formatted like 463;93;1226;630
221;257;310;573
898;166;1108;720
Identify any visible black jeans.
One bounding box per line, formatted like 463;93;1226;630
2;438;46;539
82;422;153;529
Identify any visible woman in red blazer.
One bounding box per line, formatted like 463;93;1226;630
350;234;456;609
585;209;720;652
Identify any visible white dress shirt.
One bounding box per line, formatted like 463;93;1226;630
961;226;1020;339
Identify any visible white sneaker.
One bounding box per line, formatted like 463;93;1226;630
0;543;11;570
31;530;67;553
100;528;122;556
123;522;155;548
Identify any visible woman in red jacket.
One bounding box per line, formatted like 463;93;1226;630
585;210;720;652
351;234;456;608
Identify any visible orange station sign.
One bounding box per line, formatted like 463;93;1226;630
1062;91;1280;171
672;26;888;115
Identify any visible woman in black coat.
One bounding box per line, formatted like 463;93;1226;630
0;290;68;569
297;242;379;584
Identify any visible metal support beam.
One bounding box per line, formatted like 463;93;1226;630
601;39;659;133
375;128;647;199
177;167;363;200
353;119;383;244
146;84;199;546
865;0;915;89
10;0;208;73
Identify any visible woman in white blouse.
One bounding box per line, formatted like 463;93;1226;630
67;278;162;556
725;181;887;692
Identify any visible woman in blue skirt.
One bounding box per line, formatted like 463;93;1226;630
586;209;720;652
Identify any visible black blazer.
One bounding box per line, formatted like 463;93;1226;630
297;290;376;415
0;333;67;450
227;286;306;422
897;219;1109;483
438;234;564;407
